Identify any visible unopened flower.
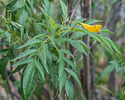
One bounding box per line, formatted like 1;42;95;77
82;23;102;32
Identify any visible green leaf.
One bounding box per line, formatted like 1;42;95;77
32;34;48;39
39;51;49;73
38;23;50;32
49;2;53;16
19;8;28;39
58;59;65;79
19;8;28;25
43;0;49;11
81;94;87;100
10;21;23;28
0;52;13;80
105;37;121;55
60;49;74;59
95;34;113;52
0;56;8;80
65;68;82;88
11;49;37;61
100;28;114;34
95;62;116;84
22;63;38;100
0;49;9;55
9;65;24;77
48;15;54;26
11;0;25;12
70;32;86;39
50;36;59;53
34;60;45;80
12;58;33;66
4;32;11;44
0;28;4;33
85;19;103;25
18;39;41;49
65;79;70;96
59;72;67;94
77;18;87;22
42;44;48;64
63;57;76;71
77;40;94;60
65;79;74;100
67;39;87;56
59;0;68;20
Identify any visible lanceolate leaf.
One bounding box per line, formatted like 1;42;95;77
39;51;49;73
22;63;38;100
5;32;11;44
58;59;65;79
18;39;41;49
42;44;48;64
65;79;74;100
100;28;114;34
95;34;113;52
9;65;24;77
60;49;74;59
67;39;87;56
32;34;48;39
63;57;77;71
11;49;37;61
77;18;87;22
85;19;103;25
77;40;94;60
105;37;121;55
70;32;86;39
59;0;68;19
34;60;45;80
11;0;25;12
0;56;8;80
0;49;9;55
50;36;59;53
95;62;116;84
64;68;82;88
59;72;67;94
12;58;33;66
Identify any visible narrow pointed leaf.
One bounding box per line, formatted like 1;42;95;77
65;68;81;88
11;49;37;61
95;63;116;84
35;60;45;80
22;63;38;100
12;58;33;66
18;39;41;49
58;59;65;79
60;49;74;59
63;57;76;71
67;39;87;56
39;51;49;73
59;72;66;94
85;19;103;25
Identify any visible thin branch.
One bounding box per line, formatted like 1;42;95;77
90;40;97;49
28;20;34;35
76;56;83;64
113;22;125;34
68;0;81;24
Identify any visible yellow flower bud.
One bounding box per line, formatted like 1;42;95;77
82;23;102;32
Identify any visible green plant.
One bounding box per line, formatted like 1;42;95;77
0;0;122;100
